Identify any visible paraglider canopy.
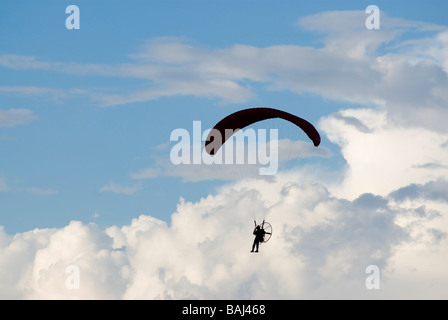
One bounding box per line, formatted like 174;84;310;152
205;107;321;155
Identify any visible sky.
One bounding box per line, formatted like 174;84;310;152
0;0;447;299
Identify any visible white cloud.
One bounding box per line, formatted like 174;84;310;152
1;104;447;298
1;9;447;299
0;108;36;127
96;15;448;132
1;172;447;299
1;11;446;122
0;86;65;99
99;182;139;195
0;54;117;76
0;86;89;103
23;221;127;299
320;108;448;199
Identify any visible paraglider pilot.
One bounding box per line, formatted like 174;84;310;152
251;220;269;253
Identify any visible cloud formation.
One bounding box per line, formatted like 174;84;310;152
1;170;447;299
1;105;447;299
320;108;448;199
1;11;446;132
1;9;447;300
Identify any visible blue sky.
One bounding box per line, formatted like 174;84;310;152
1;0;443;233
1;1;448;299
1;0;356;232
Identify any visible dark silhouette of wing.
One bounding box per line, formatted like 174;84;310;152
205;107;320;155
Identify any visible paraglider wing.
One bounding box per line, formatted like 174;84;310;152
205;107;321;155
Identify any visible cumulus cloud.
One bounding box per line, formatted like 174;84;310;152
1;172;447;299
1;9;447;300
320;108;448;199
1;105;447;298
390;178;448;203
